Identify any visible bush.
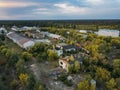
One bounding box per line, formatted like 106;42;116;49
22;52;32;61
0;59;6;65
59;74;67;81
37;53;47;62
64;80;73;86
0;81;8;90
10;79;18;89
59;74;73;86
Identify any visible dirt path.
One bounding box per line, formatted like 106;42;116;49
30;62;75;90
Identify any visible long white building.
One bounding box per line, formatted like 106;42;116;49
98;29;120;37
7;32;35;50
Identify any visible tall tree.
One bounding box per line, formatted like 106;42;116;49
74;61;80;73
16;59;25;74
69;55;75;62
106;78;116;90
76;80;89;90
113;59;120;78
19;73;28;86
47;50;58;61
95;67;111;84
22;52;32;61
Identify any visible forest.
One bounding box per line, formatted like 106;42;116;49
0;20;120;30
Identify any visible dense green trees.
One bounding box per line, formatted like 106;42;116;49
58;74;73;86
0;45;19;66
95;67;111;82
19;73;28;86
113;59;120;78
0;81;8;90
0;30;6;42
68;61;80;73
25;74;36;90
95;67;111;87
16;59;25;74
25;74;45;90
29;43;59;61
74;61;80;73
29;43;49;54
76;80;90;90
69;55;75;61
68;64;74;74
22;52;32;61
111;38;120;49
0;34;5;41
1;20;120;30
116;78;120;90
47;50;58;61
106;78;116;90
29;43;50;62
37;52;47;62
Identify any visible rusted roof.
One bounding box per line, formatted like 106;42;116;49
19;38;30;45
7;32;30;45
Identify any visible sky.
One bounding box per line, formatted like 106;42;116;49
0;0;120;20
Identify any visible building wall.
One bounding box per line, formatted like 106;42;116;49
59;59;69;72
7;32;35;50
98;29;120;37
23;41;35;50
65;48;76;52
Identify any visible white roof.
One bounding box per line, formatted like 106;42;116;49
34;39;51;44
98;29;120;37
79;30;87;33
48;33;61;38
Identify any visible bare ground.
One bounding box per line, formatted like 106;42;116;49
29;62;76;90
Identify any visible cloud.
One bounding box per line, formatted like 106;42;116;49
35;8;48;11
54;3;87;14
0;9;9;19
32;7;52;15
86;0;104;5
0;0;120;19
84;0;120;8
0;1;39;8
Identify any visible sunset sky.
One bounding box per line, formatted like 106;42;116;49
0;0;120;20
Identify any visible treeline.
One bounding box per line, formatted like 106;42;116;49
0;20;120;30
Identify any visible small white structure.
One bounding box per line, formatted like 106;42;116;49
90;79;96;89
36;29;40;33
79;30;87;33
22;26;32;30
98;29;120;37
47;33;65;40
7;32;35;50
56;49;63;56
